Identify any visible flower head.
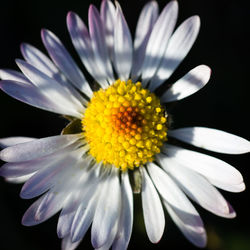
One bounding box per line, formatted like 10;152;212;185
0;1;249;250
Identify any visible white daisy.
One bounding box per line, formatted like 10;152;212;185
0;1;249;250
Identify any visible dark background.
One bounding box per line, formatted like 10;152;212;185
0;0;249;249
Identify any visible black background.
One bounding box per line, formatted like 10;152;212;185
0;0;249;249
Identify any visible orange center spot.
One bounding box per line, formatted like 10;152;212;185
111;106;142;135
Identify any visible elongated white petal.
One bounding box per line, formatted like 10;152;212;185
62;235;82;250
0;160;41;178
141;167;165;243
141;1;178;86
169;127;250;154
16;59;84;117
21;43;62;80
71;193;98;243
0;80;78;117
0;137;35;148
88;5;114;84
22;191;64;226
5;173;34;184
162;145;244;187
67;12;108;88
112;171;133;250
101;0;116;60
131;1;159;78
159;156;234;218
41;29;93;97
71;177;100;243
91;170;121;248
20;149;82;199
0;140;83;179
21;43;87;105
208;178;246;193
0;69;30;83
160;65;211;102
147;162;200;215
113;2;133;80
58;211;75;238
150;16;201;90
164;201;206;247
0;134;80;162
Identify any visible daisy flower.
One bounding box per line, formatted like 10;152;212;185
0;0;249;249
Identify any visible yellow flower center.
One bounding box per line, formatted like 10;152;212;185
82;79;167;171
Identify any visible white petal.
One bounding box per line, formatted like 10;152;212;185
160;65;211;102
0;137;35;148
208;178;246;193
163;201;206;247
141;0;178;86
57;211;75;238
113;2;133;80
67;12;108;88
88;5;114;84
16;59;84;117
0;69;30;83
21;43;87;105
0;140;83;179
162;144;244;188
141;167;165;243
60;164;99;217
0;134;81;162
112;171;133;250
150;16;201;90
71;191;98;243
5;173;34;184
20;148;83;199
0;80;78;117
169;127;250;154
22;191;64;226
147;162;199;215
100;0;116;60
41;29;93;97
62;235;82;250
91;170;121;248
131;1;159;78
158;155;234;218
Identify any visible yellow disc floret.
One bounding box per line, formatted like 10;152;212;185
82;79;167;171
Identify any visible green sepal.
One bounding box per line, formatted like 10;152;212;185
61;119;82;135
130;168;142;194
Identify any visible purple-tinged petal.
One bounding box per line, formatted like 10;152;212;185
41;29;93;97
162;145;244;187
100;0;116;60
67;11;108;88
150;15;201;90
62;235;82;250
0;137;35;149
20;148;83;199
21;43;87;105
91;169;121;248
0;80;78;117
141;0;178;86
16;59;84;117
112;171;133;250
113;2;133;80
0;69;30;83
0;134;81;162
131;1;159;79
88;5;114;84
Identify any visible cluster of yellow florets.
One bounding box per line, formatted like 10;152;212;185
82;79;167;171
